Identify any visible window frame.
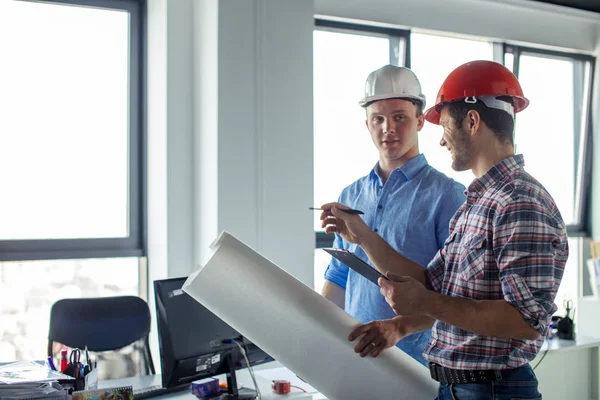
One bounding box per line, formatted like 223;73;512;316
503;44;595;236
314;19;410;248
0;0;147;261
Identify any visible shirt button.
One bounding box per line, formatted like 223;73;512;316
374;228;378;233
377;205;383;209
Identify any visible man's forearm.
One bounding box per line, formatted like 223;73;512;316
393;315;435;337
420;292;539;340
358;230;427;285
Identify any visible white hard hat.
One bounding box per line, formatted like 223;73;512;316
359;65;426;109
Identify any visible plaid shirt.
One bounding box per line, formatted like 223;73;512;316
423;155;568;370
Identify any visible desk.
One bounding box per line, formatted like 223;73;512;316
533;335;600;400
94;337;600;400
98;362;327;400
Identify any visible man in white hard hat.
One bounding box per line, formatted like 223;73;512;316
320;65;465;366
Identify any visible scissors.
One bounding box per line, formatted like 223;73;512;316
564;299;574;319
64;348;82;379
70;348;82;366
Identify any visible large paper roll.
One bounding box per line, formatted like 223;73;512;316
183;232;438;400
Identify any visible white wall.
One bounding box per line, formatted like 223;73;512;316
148;0;314;283
194;0;315;284
147;0;195;284
146;0;197;367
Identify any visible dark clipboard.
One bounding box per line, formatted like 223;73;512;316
323;248;389;285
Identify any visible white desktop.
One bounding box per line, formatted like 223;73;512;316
99;361;326;400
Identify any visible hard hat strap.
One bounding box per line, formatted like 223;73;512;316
466;96;515;118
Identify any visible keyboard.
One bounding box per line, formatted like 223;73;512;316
134;384;256;399
133;384;174;399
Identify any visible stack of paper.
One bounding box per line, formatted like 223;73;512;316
0;361;72;399
0;382;67;400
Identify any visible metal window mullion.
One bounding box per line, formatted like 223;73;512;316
572;60;593;232
389;36;401;66
507;45;521;148
493;42;504;65
389;31;410;68
512;46;521;78
572;60;583;203
128;0;145;255
404;31;411;68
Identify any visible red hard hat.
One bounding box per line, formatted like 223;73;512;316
423;60;529;125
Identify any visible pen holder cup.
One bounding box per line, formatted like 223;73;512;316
74;376;86;391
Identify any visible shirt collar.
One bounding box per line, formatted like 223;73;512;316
370;154;429;182
467;154;525;199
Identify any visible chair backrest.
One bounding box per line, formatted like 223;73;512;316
48;296;155;379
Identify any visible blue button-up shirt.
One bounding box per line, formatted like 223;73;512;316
324;154;466;366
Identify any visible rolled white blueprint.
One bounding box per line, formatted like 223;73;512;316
182;231;438;400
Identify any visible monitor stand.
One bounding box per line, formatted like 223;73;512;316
218;353;258;400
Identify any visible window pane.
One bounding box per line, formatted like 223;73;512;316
514;55;575;224
554;237;578;317
504;53;514;70
411;33;495;188
0;257;139;361
0;1;130;240
313;30;390;230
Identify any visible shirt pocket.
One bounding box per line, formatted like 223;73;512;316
458;234;487;281
441;231;457;260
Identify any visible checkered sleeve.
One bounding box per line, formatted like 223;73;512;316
425;249;446;292
493;194;569;334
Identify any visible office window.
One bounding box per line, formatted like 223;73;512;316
504;47;594;234
313;20;408;288
0;0;145;362
0;258;139;360
411;32;495;189
0;0;145;260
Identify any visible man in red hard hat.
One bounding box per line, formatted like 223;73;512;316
321;61;568;398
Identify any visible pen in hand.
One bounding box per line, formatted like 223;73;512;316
309;207;364;215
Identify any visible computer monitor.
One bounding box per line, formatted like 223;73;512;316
154;277;273;399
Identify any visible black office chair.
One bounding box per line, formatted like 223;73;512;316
48;296;155;379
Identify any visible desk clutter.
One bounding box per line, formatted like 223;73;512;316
0;360;73;399
51;347;97;393
0;348;130;399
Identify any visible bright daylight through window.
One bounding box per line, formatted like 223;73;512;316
411;32;494;189
513;54;578;225
0;1;129;240
0;0;142;361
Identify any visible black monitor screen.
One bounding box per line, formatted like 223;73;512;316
154;277;273;390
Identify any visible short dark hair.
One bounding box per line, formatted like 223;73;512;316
364;97;423;117
408;98;424;117
445;96;514;144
